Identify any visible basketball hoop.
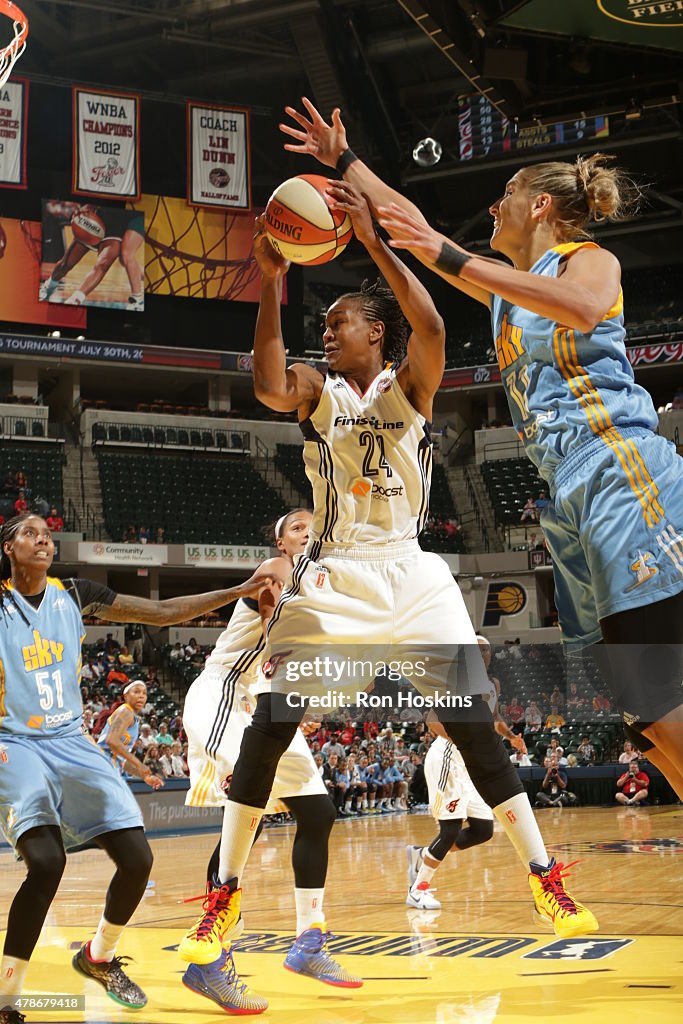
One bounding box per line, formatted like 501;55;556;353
0;1;28;88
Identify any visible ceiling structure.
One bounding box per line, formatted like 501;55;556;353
17;0;683;262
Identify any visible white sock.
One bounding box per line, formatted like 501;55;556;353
42;277;58;297
361;799;368;810
0;956;29;998
369;797;375;808
344;800;351;811
89;916;124;962
218;801;265;884
493;792;549;869
415;861;437;887
294;888;325;934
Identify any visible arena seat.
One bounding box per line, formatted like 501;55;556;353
481;458;545;526
0;445;64;514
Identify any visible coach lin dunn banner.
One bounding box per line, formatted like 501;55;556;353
73;87;141;200
187;102;251;210
0;79;28;189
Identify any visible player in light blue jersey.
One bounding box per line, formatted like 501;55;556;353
283;106;683;800
97;680;161;785
0;512;279;1020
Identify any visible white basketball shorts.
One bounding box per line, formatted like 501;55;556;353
183;665;326;813
424;740;493;822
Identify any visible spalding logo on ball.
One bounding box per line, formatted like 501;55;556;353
71;209;106;250
265;174;353;265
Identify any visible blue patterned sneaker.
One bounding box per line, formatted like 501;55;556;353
182;949;268;1015
284;925;363;988
72;942;147;1009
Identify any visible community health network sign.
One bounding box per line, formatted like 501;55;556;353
185;544;268;570
78;542;168;565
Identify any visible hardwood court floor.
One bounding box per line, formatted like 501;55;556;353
1;806;682;1023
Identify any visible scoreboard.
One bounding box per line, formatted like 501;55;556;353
458;96;610;161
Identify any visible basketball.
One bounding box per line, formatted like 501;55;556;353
71;209;106;249
264;174;353;265
496;585;525;614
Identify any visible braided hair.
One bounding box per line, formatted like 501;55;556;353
338;279;410;364
0;511;37;624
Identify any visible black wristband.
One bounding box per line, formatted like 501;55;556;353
336;148;359;174
435;241;472;278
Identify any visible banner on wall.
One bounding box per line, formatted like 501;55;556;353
129;193;280;304
0;219;85;328
185;544;269;570
187;102;251;210
73;87;141;200
40;199;145;311
78;542;168;565
0;79;28;189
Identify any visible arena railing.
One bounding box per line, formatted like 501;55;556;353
91;421;250;454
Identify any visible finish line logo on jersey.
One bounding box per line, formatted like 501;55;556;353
334;415;404;430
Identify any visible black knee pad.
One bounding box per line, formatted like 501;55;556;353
229;695;299;807
428;819;463;861
456;817;494;850
443;703;524;807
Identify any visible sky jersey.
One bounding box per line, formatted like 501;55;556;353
97;710;140;773
301;366;432;546
491;241;658;486
204;597;264;680
0;578;85;739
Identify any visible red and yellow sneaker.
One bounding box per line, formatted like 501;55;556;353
529;858;598;938
179;879;242;965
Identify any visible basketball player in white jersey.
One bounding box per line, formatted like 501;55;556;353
406;637;526;910
179;509;361;1015
187;181;597;1006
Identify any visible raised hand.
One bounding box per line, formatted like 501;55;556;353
377;203;444;263
280;97;349;169
253;214;290;279
325;180;377;248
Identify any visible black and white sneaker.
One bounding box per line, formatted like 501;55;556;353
72;942;147;1009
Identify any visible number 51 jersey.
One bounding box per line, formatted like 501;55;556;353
0;578;85;738
300;365;432;546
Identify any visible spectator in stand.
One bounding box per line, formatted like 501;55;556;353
124;524;137;543
155;526;165;544
138;525;150;544
520;496;537;523
45;506;64;532
505;695;526;730
535;756;575;807
358;755;379;812
161;741;188;778
619;740;642;764
527;531;545;551
363;720;379;742
382;755;408;811
81;708;94;735
566;682;585;713
593;692;611;713
550;685;564;710
155;722;173;747
366;741;379;764
106;662;128;688
139;723;155;751
510;749;532;767
2;472;15;496
104;632;121;654
417;733;432;757
340;719;356;748
321;733;345;760
524;699;543;737
322;752;346;811
14;490;28;515
169;642;184;662
615;760;649;806
184;637;200;660
546;706;566;732
131;737;146;765
535;490;549;516
576;736;596;765
145;665;159;688
118;645;134;666
380;728;397;755
143;743;165;779
546;737;566;764
81;658;98;683
313;753;324;776
125;622;144;664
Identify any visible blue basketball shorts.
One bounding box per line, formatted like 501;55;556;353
541;428;683;649
0;730;143;851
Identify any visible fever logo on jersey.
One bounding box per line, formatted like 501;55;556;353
482;582;526;627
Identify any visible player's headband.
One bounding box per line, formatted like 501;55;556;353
275;514;289;539
123;679;146;695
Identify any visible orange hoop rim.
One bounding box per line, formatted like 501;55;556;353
0;0;28;50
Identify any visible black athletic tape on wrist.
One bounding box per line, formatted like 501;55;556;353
336;148;359;174
435;242;472;277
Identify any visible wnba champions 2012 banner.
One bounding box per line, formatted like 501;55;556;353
73;87;141;200
0;79;28;189
187;102;250;210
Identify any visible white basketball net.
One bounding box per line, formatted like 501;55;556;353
0;2;28;89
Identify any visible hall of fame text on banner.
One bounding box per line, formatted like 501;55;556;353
187;101;251;210
0;79;28;189
73;87;141;200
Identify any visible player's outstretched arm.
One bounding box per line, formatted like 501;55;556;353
252;215;323;414
87;567;284;626
280;98;491;308
378;204;622;334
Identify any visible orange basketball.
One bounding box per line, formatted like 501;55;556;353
71;209;106;249
265;174;353;265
